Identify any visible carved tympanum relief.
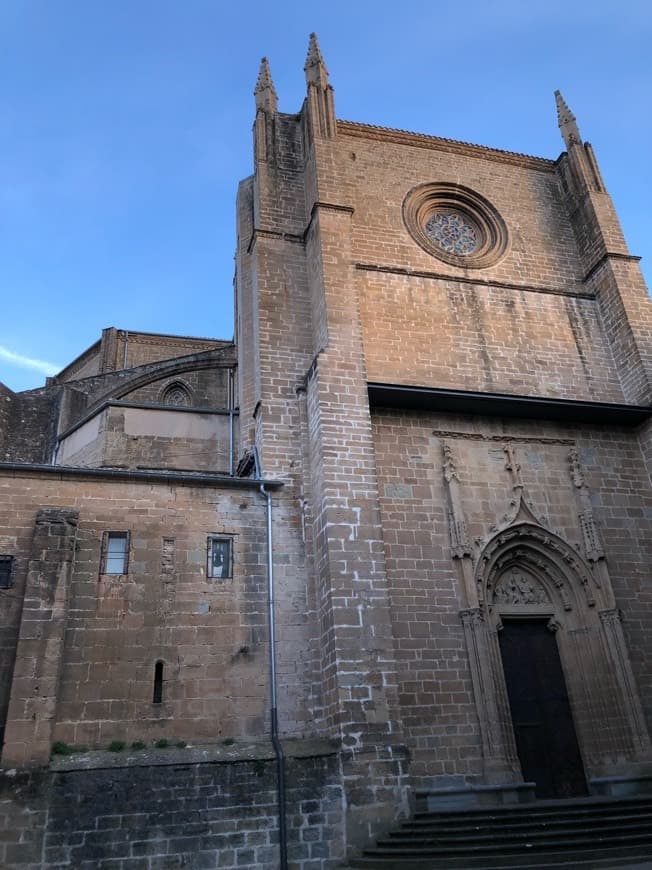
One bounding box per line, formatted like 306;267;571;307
494;567;549;607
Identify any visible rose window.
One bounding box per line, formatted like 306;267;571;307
424;211;479;256
403;183;509;268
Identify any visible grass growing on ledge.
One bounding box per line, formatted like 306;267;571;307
108;740;126;752
52;742;88;756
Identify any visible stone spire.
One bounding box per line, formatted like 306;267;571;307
303;32;336;139
254;56;278;113
304;32;329;88
555;89;582;148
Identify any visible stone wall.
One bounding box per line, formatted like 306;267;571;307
0;469;318;756
371;407;652;783
238;80;413;851
116;332;230;373
57;406;236;473
56;347;235;425
0;746;344;869
4;388;61;464
338;124;582;291
2;349;236;470
56;331;230;384
359;273;624;400
121;366;232;410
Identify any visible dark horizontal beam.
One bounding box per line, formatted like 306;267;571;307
367;382;651;427
0;462;283;489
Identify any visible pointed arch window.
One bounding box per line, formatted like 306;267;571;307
162;382;192;407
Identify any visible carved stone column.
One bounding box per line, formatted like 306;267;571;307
442;442;520;783
599;608;651;759
568;447;614;608
460;608;520;782
568;447;651;761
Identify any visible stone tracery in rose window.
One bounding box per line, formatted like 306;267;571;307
424;211;479;256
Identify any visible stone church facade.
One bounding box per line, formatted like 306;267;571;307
0;34;651;869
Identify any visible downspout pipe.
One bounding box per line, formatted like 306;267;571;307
228;369;235;476
253;446;288;870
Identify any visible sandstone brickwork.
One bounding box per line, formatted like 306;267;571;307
234;34;652;857
0;470;277;758
0;747;344;869
0;34;651;869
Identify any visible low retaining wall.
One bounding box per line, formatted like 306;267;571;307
0;741;345;869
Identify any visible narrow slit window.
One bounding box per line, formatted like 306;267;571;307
100;532;130;575
207;536;232;579
0;556;14;589
153;661;164;704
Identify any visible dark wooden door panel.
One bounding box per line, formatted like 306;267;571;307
499;619;588;799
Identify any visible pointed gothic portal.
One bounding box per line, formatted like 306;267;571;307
474;520;652;795
499;619;588;799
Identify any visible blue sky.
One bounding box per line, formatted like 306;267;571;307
1;0;650;392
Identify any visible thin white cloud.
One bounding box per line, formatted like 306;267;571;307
0;345;60;376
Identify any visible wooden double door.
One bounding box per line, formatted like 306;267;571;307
499;619;588;799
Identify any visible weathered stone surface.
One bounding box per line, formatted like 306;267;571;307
0;35;651;867
0;751;343;869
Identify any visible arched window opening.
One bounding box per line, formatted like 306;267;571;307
153;661;164;704
162;382;191;407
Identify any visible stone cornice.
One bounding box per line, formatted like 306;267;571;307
248;202;355;253
582;251;642;284
338;120;557;172
356;263;592;299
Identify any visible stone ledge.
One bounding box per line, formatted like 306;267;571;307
44;737;339;772
416;781;536;811
590;775;652;797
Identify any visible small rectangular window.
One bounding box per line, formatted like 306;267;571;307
0;556;14;589
207;536;232;579
100;532;130;575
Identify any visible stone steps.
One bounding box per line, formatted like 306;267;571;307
346;795;652;869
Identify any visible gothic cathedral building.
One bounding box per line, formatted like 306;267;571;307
0;34;651;869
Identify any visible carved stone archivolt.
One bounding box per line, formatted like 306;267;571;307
478;524;597;612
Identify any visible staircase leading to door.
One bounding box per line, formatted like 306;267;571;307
346;795;652;868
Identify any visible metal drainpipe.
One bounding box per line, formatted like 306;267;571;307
228;369;235;476
253;446;288;870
